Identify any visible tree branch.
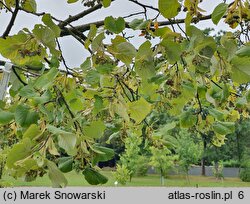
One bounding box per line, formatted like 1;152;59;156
1;0;19;38
60;14;213;37
58;2;105;28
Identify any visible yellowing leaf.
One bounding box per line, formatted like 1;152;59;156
128;98;152;123
83;120;106;139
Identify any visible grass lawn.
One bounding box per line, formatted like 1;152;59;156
2;170;250;187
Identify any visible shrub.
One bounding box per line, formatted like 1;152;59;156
240;167;250;182
113;164;131;185
222;160;240;168
212;161;224;180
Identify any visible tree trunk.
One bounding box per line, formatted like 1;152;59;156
160;169;165;186
201;135;207;176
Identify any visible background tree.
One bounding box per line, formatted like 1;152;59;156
176;130;202;181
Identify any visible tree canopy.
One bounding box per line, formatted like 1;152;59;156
1;0;250;186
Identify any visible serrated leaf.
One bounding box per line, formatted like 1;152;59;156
213;121;235;135
58;157;73;173
212;3;228;25
104;16;125;34
47;160;68;187
208;108;225;121
129;19;150;30
0;111;14;125
82;167;108;185
34;67;59;89
19;85;38;98
231;56;250;84
128;98;152;124
180;110;196;128
92;145;114;165
135;41;155;80
83;120;106;139
21;0;37;13
108;38;137;66
236;46;250;57
91;32;105;52
15;105;39;127
42;14;61;37
158;0;180;19
161;39;182;63
6;138;32;168
23;124;43;140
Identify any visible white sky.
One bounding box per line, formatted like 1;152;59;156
0;0;233;67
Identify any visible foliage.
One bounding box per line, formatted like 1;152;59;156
0;152;6;179
0;0;250;186
135;156;149;176
240;167;250;182
119;132;142;180
222;160;241;168
176;130;202;175
113;164;131;185
149;146;174;178
212;160;224;180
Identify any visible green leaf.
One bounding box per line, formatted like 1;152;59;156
42;14;61;37
67;0;78;3
180;110;196;128
47;160;68;187
34;67;59;89
112;99;130;122
96;63;115;74
231;56;250;84
21;0;37;13
246;90;250;103
236;46;250;57
158;0;180;19
47;125;76;155
108;36;137;66
209;108;225;121
6;138;32;168
213;121;235;135
83;120;106;139
33;24;59;56
91;32;105;52
58;157;73;173
129;19;150;30
85;70;100;86
128;98;152;124
212;3;228;25
92;145;115;165
82;167;108;185
0;32;45;66
15;105;39;127
0;111;14;125
102;0;111;7
135;41;155;80
104;16;125;34
161;39;182;63
23;124;43;140
19;85;38;98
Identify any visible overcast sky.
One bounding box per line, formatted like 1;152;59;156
0;0;232;67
